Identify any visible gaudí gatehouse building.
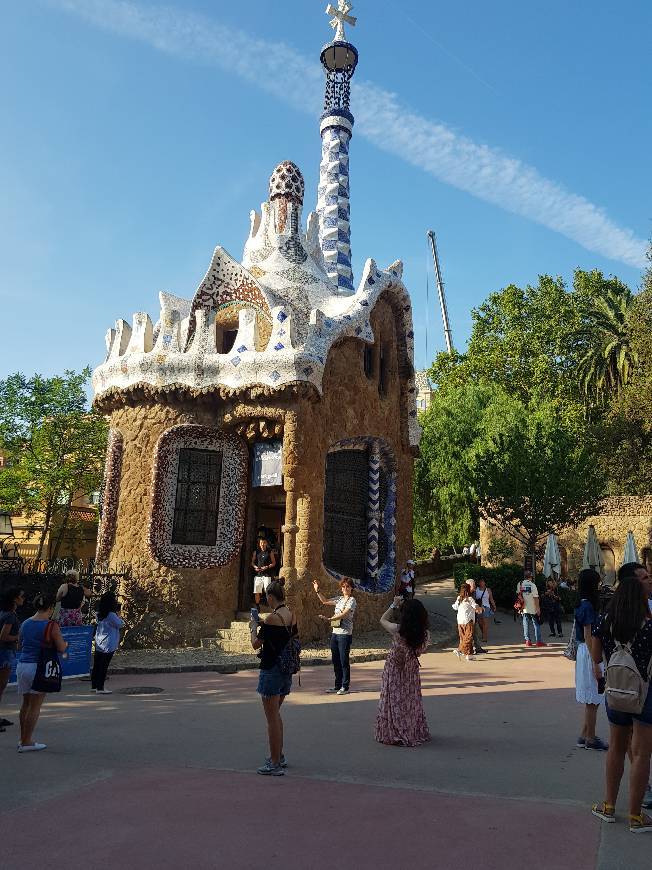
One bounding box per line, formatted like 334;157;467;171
91;4;420;646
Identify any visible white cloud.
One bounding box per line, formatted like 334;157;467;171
50;0;648;269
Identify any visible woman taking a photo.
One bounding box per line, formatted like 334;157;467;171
591;562;652;833
313;577;357;695
375;597;431;746
56;569;91;626
16;591;68;752
250;580;297;776
574;568;608;751
0;587;25;731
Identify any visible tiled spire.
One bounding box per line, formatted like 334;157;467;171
317;4;358;295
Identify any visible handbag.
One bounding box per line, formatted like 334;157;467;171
31;621;63;693
562;619;578;661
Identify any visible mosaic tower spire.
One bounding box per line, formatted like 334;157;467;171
317;2;358;295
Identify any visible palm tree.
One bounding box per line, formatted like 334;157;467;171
575;274;637;406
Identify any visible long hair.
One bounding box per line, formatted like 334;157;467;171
604;566;648;644
458;582;471;601
96;591;119;621
266;580;285;602
399;599;429;651
0;587;23;610
577;568;600;612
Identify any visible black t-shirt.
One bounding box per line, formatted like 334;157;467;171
61;584;85;609
593;615;652;681
0;610;20;650
258;618;297;670
254;549;273;571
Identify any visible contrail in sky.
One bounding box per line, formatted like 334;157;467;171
49;0;647;270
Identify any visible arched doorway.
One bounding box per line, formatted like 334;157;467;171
600;544;616;585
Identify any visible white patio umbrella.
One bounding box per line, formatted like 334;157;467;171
543;533;562;579
622;530;639;566
582;524;604;575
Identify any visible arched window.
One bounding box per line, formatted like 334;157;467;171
363;344;374;379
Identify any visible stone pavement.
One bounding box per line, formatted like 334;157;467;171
0;580;649;869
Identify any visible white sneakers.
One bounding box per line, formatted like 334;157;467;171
91;688;112;694
18;743;47;753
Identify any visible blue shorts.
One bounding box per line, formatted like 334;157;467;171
257;664;292;698
606;684;652;727
0;649;16;669
483;606;492;619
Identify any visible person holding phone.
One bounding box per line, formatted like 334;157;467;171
251;537;277;606
313;577;357;695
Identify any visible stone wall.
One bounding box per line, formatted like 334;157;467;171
480;497;652;583
98;296;414;646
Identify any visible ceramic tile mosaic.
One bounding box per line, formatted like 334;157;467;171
148;425;248;569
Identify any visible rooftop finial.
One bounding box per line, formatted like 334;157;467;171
325;1;356;43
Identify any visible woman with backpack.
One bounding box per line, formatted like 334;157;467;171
591;562;652;834
574;568;608;752
250;580;297;776
375;597;431;746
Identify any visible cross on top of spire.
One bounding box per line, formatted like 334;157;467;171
325;1;356;43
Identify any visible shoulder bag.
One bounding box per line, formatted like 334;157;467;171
31;621;63;693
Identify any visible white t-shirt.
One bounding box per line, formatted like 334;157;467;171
400;569;415;593
332;595;357;636
452;598;477;625
517;580;539;615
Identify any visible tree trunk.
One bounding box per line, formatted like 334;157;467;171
35;497;55;562
50;496;73;561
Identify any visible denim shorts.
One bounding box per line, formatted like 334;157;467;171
257;664;292;698
606;683;652;727
16;662;39;695
0;649;16;670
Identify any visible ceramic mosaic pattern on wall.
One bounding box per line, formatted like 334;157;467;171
324;436;397;594
96;428;124;564
149;425;248;569
317;117;354;293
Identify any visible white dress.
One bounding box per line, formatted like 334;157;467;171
575;641;601;705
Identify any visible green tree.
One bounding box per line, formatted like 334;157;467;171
0;369;108;560
473;398;604;558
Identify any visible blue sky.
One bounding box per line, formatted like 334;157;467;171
1;0;650;379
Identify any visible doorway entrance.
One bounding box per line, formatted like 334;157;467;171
238;487;286;612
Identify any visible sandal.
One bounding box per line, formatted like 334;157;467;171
592;802;615;823
629;813;652;834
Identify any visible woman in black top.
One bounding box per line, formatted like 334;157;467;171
56;570;91;626
591;562;652;833
250;580;296;776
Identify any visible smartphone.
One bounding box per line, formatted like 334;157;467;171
250;607;260;623
597;677;606;694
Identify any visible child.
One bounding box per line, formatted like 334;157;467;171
452;583;483;661
542;579;564;638
91;592;124;694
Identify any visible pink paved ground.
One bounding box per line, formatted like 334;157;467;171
3;769;598;870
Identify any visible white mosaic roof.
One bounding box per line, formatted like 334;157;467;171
92;164;421;447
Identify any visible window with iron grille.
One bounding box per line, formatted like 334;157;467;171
323;448;368;579
171;448;222;545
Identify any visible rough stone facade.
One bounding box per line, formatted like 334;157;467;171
96;296;413;646
480;496;652;583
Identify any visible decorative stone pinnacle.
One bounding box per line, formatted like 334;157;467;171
325;1;356;43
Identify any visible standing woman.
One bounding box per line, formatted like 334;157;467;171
475;578;496;645
452;583;483;661
591;562;652;832
313;577;357;695
0;587;25;731
91;591;124;694
375;597;431;746
56;569;92;626
250;580;297;776
574;568;608;751
16;591;68;752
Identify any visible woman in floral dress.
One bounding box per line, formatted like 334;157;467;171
375;597;431;747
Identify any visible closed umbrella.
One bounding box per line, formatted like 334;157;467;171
543;533;562;579
582;524;604;575
622;531;639;566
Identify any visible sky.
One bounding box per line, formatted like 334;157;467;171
1;0;650;380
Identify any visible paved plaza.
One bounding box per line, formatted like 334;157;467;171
1;582;648;869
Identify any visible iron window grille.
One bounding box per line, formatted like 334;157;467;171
171;448;222;546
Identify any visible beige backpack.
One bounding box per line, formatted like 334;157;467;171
605;636;652;714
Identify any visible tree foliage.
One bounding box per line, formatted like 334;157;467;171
0;369;108;560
